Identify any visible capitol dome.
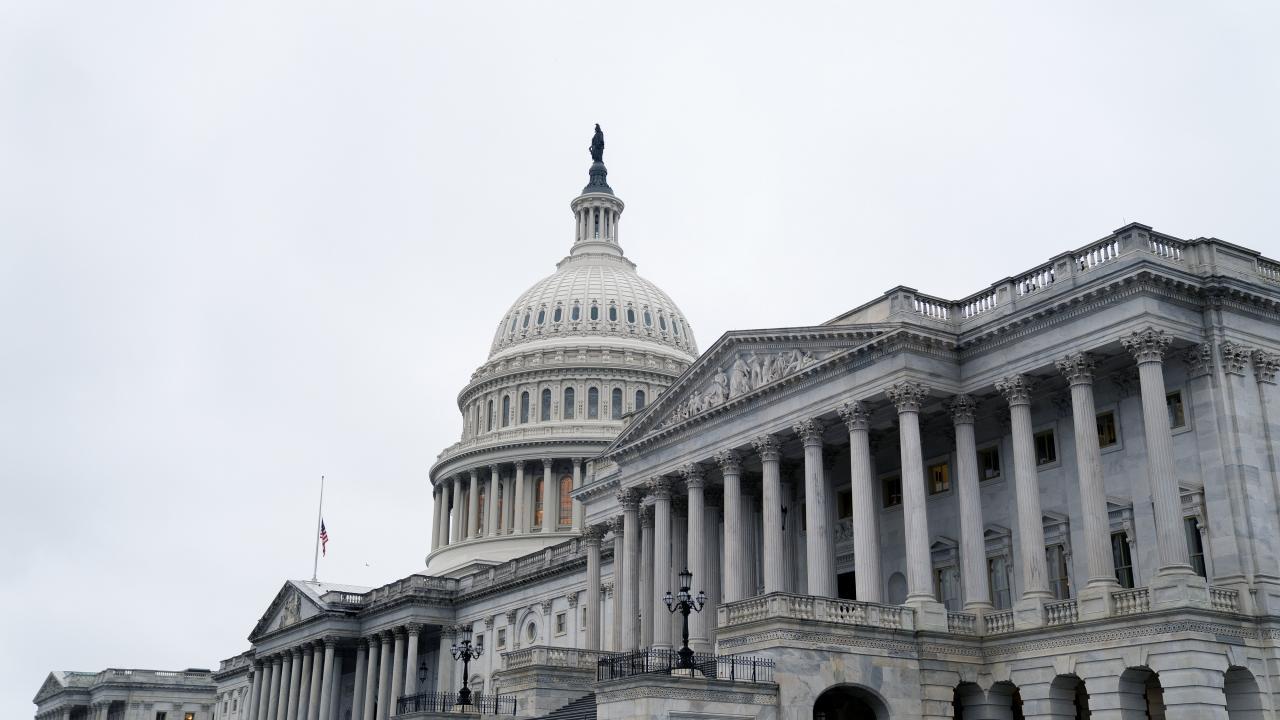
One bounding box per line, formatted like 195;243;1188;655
426;127;698;576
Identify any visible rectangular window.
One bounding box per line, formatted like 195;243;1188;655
1034;429;1057;466
497;628;507;649
185;715;195;720
475;633;484;649
933;567;959;610
882;475;902;508
1112;531;1134;588
978;445;1001;481
1046;544;1071;599
837;490;852;519
1186;517;1206;577
582;607;588;625
555;612;567;634
987;555;1011;610
928;462;951;495
156;714;167;720
1167;390;1187;429
1097;411;1118;448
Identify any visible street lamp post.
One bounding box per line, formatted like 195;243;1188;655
663;568;706;670
451;630;484;706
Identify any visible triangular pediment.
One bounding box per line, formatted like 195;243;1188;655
249;581;323;641
33;673;67;704
607;325;891;453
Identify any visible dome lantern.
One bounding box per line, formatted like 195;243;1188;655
569;124;626;260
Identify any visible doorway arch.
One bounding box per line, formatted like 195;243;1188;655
1118;667;1164;719
1224;666;1265;719
813;684;889;720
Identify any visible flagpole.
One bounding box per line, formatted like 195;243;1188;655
312;475;325;582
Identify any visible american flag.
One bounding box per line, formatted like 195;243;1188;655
319;520;329;556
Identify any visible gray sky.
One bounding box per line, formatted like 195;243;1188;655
2;1;1278;715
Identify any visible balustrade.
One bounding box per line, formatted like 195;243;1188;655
1259;258;1280;283
1210;586;1240;613
1044;599;1078;626
1015;264;1056;296
717;592;911;631
985;610;1015;635
501;646;613;671
946;612;976;635
1147;236;1184;261
960;290;998;319
1076;238;1120;271
913;295;950;320
1112;587;1151;616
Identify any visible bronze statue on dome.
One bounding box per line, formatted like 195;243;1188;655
589;124;605;162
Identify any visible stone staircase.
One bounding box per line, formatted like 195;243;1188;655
538;692;596;720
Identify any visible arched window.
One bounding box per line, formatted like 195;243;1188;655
502;396;511;427
559;475;574;526
541;388;552;421
589;304;599;321
626;307;636;324
509;315;517;334
533;478;544;527
635;389;646;411
643;310;652;326
611;388;623;419
571;303;581;321
486;399;494;431
520;392;530;423
658;314;667;331
608;305;618;322
563;387;576;419
536;309;545;325
587;387;599;419
553;306;562;323
477;485;486;535
522;312;530;328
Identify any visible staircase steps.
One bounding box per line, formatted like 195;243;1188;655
538;692;596;720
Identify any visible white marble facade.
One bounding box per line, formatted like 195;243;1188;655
37;140;1280;720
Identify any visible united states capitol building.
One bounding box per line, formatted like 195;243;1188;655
34;131;1280;720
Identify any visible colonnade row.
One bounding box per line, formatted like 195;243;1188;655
39;702;123;720
577;330;1211;645
242;625;452;720
430;458;586;550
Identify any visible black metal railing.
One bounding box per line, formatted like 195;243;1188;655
596;649;774;683
395;691;517;715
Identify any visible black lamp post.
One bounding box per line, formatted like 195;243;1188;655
663;568;706;670
417;661;427;690
451;630;483;706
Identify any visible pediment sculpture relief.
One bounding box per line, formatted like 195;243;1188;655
278;590;301;630
661;348;827;428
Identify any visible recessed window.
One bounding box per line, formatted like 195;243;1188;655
643;310;652;326
1167;391;1187;429
508;316;517;334
1097;411;1118;448
928;462;951;494
475;633;484;650
526;622;537;642
589;304;599;321
559;475;573;526
497;628;507;649
608;305;618;322
1186;517;1206;577
536;309;545;325
882;475;902;508
837;489;852;519
520;392;530;424
553;307;562;323
978;445;1001;481
571;303;581;321
1034;429;1057;466
933;566;959;610
534;478;544;526
673;319;682;336
522;312;530;329
635;389;646;411
555;612;567;634
502;396;511;427
659;314;667;331
486;400;494;432
611;388;623;420
987;555;1011;609
1112;531;1134;588
626;308;636;324
1046;544;1070;599
156;713;167;720
541;389;551;421
563;387;575;419
588;387;599;419
184;713;194;720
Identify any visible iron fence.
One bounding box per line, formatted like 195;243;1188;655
596;649;774;683
395;691;517;715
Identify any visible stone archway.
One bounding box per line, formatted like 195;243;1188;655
1117;667;1164;720
1224;666;1265;719
813;684;890;720
1048;674;1090;719
953;680;1024;720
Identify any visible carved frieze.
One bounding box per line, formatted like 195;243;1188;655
658;348;830;429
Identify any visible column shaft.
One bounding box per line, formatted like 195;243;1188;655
376;633;393;720
451;478;463;543
360;638;379;720
514;461;526;533
896;400;933;602
248;662;264;720
639;508;654;647
718;451;748;602
467;470;480;538
585;531;603;650
296;648;313;720
754;437;787;595
999;375;1051;598
620;491;641;650
795;420;836;597
350;644;367;720
285;650;302;720
275;653;292;720
436;630;455;694
430;489;442;551
950;396;992;610
651;479;672;650
305;645;323;720
388;631;405;714
839;403;883;603
1059;354;1119;588
572;458;584;531
327;654;343;720
684;467;709;651
541;459;556;533
260;660;277;720
316;642;335;720
404;627;421;696
485;469;499;537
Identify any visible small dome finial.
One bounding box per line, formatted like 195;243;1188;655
583;124;613;195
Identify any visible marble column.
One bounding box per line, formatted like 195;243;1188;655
486;467;500;538
296;646;313;720
388;629;405;715
260;658;277;720
584;525;604;650
888;382;934;604
285;648;302;720
403;624;421;696
541;458;556;533
683;465;710;651
572;458;585;531
513;461;526;534
609;516;625;651
327;654;343;720
838;402;882;603
619;490;641;650
360;636;379;720
442;482;453;547
376;631;393;720
716;450;748;602
639;505;655;648
1058;353;1120;614
794;419;836;597
275;652;292;720
1122;329;1194;574
752;436;787;595
703;491;723;643
650;477;673;650
350;642;367;720
948;394;992;612
467;470;481;539
316;640;335;720
436;627;456;693
248;661;264;720
451;477;464;543
670;500;689;649
996;374;1053;608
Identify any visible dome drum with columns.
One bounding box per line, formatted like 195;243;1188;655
426;128;697;576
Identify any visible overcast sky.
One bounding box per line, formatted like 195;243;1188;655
2;0;1278;715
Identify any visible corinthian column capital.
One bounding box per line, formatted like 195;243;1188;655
1056;352;1096;385
714;449;743;474
837;400;871;432
792;418;826;445
648;476;672;498
680;464;705;489
1121;328;1171;364
995;374;1034;406
751;434;781;462
886;381;930;413
1220;340;1252;376
947;394;977;424
616;489;640;510
1252;349;1280;385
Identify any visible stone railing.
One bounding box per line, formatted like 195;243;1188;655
94;669;213;687
1210;586;1241;613
1112;587;1150;616
1015;262;1057;297
1044;599;1078;626
436;423;620;465
1076;236;1121;271
347;575;458;606
502;646;612;671
718;592;914;631
1258;257;1280;284
217;655;250;673
946;612;976;635
985;610;1015;635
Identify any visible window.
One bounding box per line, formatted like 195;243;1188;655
635;389;646;411
156;714;167;720
185;713;194;720
541;388;551;421
626;308;636;324
1167;390;1187;429
1097;411;1118;448
497;628;507;649
563;387;575;419
536;309;545;325
934;567;959;611
882;475;902;508
571;303;580;321
502;396;511;427
526;621;537;642
475;633;484;650
520;392;530;423
659;314;667;331
1046;544;1071;599
978;445;1001;480
608;305;618;322
837;489;853;519
555;612;567;634
509;315;517;334
534;479;544;527
928;462;951;494
486;399;494;432
590;304;599;321
588;387;599;419
1034;429;1057;465
1112;531;1134;588
987;555;1011;609
553;306;562;323
643;310;652;326
522;312;529;328
611;388;623;419
477;486;486;534
559;475;573;526
1186;517;1206;577
582;606;588;625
